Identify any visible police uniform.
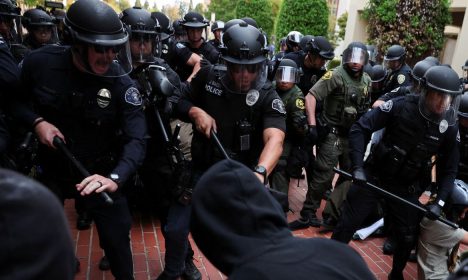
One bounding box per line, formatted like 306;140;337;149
178;64;286;171
269;83;307;194
332;95;459;277
382;63;412;93
284;51;327;95
208;39;221;52
300;65;371;221
174;40;219;81
377;86;411;103
163;38;195;76
13;45;147;279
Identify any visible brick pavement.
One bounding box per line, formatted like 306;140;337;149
68;178;433;280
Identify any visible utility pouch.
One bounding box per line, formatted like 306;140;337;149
235;119;252;152
341;106;357;130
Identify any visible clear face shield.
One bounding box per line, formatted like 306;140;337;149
384;56;402;71
221;61;267;94
129;32;157;64
29;24;59;45
342;47;367;72
0;13;21;43
419;88;461;126
73;40;132;78
275;66;300;84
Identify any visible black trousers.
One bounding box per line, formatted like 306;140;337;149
332;181;422;276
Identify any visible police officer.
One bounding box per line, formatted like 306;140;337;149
21;8;58;50
269;58;307;194
288;42;371;230
172;19;187;42
366;44;378;66
0;0;26;62
178;21;286;186
382;44;412;93
331;65;461;280
285;31;303;53
208;20;224;52
11;0;147;278
369;64;386;104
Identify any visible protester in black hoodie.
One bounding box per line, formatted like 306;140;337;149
191;159;376;280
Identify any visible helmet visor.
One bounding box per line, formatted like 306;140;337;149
29;24;59;45
419;88;461;126
129;32;157;63
342;47;368;66
221;61;267;94
275;66;300;84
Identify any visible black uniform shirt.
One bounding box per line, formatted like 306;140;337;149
382;64;412;93
284;51;326;95
174;40;219;81
14;45;147;183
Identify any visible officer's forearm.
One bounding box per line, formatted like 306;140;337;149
305;92;317;125
258;128;285;176
186;53;201;83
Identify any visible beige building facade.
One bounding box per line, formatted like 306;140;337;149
344;0;468;76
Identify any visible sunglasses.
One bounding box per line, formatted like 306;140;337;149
228;63;260;74
91;44;123;54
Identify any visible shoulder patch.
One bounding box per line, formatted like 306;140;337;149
124;87;142;106
397;74;406;84
272;98;286;114
379;100;393;112
295;99;305;110
322;71;333;80
176;43;186;49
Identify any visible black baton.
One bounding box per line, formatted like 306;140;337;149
334;167;458;229
53;136;114;206
211;130;230;159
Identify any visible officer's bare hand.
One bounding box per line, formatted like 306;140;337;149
76;175;118;196
189;107;217;138
34;120;65;149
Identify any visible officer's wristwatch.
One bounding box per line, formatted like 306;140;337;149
108;173;121;187
254;165;267;185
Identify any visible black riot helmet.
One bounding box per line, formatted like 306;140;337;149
181;11;208;29
211;20;224;32
120;7;160;63
172;19;187;42
370;65;386;83
64;0;132;77
0;0;21;42
22;8;54;29
275;58;301;84
342;41;369;74
384;45;406;70
219;22;268;94
411;60;435;85
424;56;440;65
458;93;468;119
241;17;257;28
22;8;58;46
286;30;303;51
299;35;313;51
223;18;245;33
444;179;468;222
0;0;19;17
151;12;172;40
303;35;334;60
419;65;462;125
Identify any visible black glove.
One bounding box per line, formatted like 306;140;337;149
352;166;367;185
426;203;442;220
306;125;318;145
163;94;179;116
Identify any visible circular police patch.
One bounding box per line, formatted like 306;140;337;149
246;90;259;106
97;88;111;108
397;74;406;84
322;71;333;80
272;99;286;114
439;119;448;134
296;99;305;110
379;100;393;112
125;87;142;106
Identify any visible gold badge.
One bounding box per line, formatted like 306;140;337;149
296;99;305;109
97;88;111;108
322;71;333;80
397;74;406;84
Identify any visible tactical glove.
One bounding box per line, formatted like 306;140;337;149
352;166;367;186
426;202;442;220
306;125;318;145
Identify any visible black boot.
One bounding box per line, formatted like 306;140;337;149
98;255;110;271
383;238;395;255
155;271;182;280
183;258;201;280
288;212;321;230
76;211;92;230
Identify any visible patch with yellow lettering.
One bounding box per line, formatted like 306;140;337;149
296;99;305;109
322;71;333;80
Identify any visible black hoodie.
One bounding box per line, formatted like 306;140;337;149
191;159;376;280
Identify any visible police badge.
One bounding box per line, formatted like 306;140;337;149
97;88;111;108
246;90;260;106
439;119;448;133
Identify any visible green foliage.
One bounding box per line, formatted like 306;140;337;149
118;0;131;12
208;0;239;22
134;0;142;8
194;3;207;17
235;0;274;36
143;0;149;10
363;0;451;66
275;0;329;41
337;12;347;41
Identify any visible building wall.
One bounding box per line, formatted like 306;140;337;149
344;0;468;76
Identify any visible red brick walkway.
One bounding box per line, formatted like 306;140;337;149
69;178;420;280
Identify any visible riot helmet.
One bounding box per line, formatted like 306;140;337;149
444;179;468;222
424;56;440;66
303;35;334;60
241;17;257;28
219;22;268;94
22;8;58;46
366;44;377;64
172;19;187;42
384;44;406;71
64;0;132;77
120;7;159;64
458;93;468;119
299;35;313;51
275;58;301;84
462;59;468;83
342;41;369;74
181;11;208;29
370;65;386;83
0;0;21;43
151;12;171;41
223;19;245;33
411;60;435;89
419;65;462;125
211;20;224;32
286;31;303;52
